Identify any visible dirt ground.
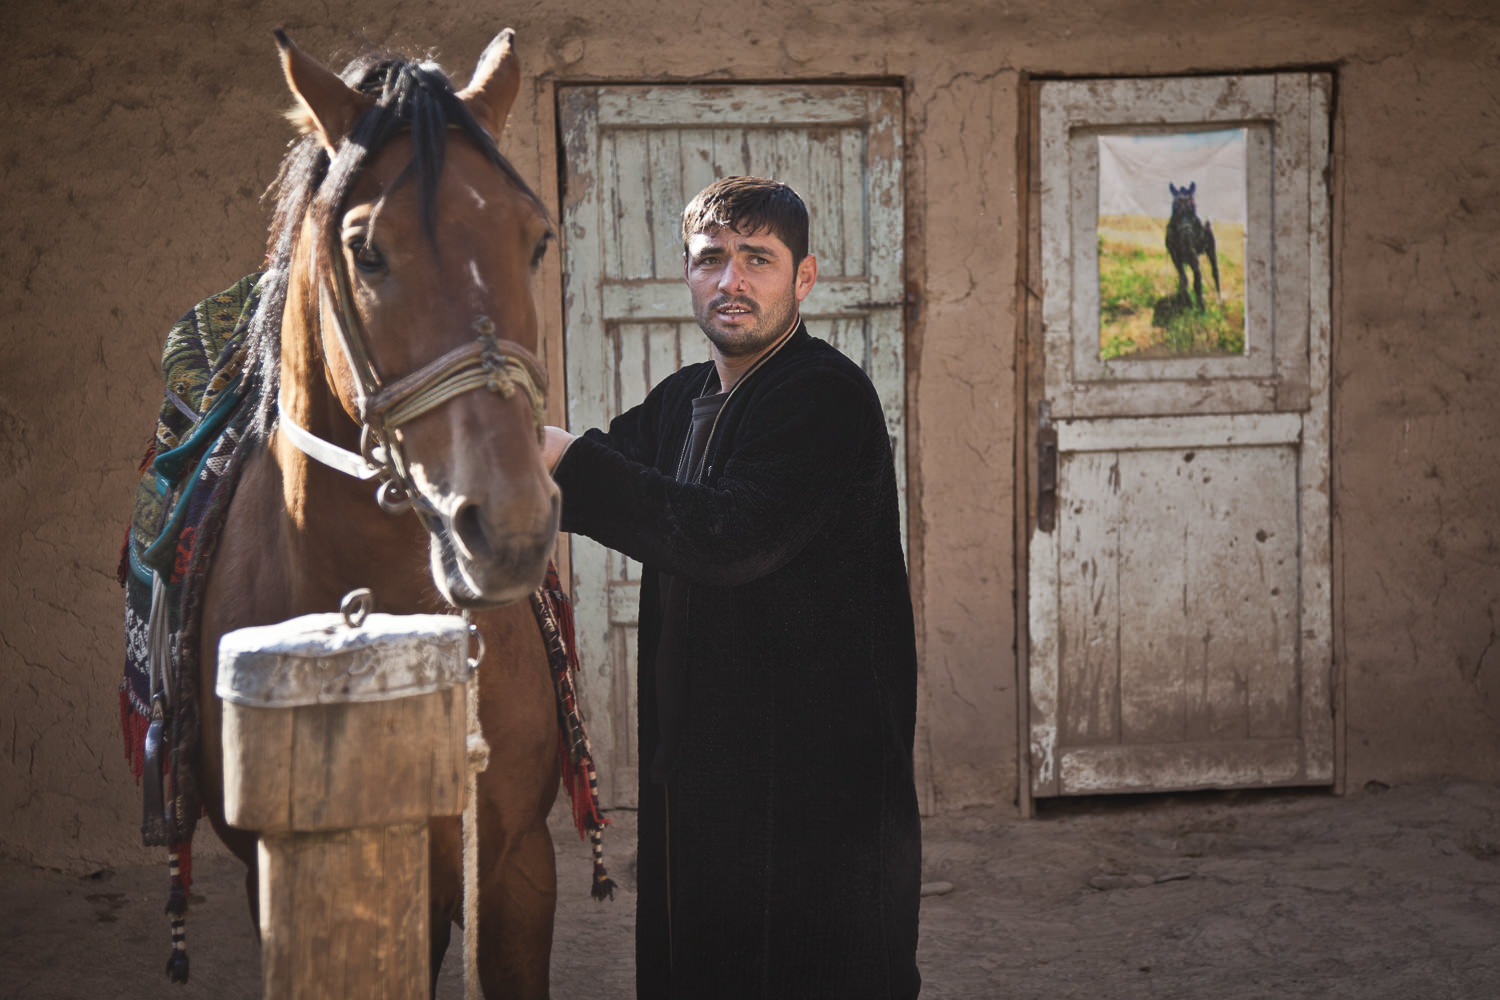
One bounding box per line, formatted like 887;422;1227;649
2;780;1498;999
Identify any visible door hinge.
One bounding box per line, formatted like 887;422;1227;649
1037;399;1058;533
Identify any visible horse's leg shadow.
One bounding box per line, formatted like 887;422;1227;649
428;911;454;1000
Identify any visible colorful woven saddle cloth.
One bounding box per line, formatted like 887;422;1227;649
119;273;261;848
117;273;262;982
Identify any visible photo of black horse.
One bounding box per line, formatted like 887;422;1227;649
1096;130;1246;360
1165;181;1221;309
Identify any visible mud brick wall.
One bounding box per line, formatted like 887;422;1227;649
3;0;1496;868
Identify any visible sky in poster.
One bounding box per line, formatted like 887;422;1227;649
1098;129;1247;223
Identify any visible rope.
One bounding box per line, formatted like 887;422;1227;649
367;334;546;434
462;618;490;1000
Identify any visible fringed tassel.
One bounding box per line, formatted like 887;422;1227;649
531;568;614;901
164;846;191;983
558;725;615;900
590;827;616;901
581;824;614;900
119;688;151;781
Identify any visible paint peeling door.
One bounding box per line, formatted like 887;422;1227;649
559;84;905;807
1025;74;1333;797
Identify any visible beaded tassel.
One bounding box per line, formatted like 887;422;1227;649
165;847;190;983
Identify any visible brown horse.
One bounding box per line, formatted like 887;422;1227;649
197;31;562;997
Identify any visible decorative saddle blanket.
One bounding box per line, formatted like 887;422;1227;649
119;275;610;982
119;274;261;851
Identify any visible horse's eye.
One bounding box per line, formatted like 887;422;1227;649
348;237;386;275
530;234;552;270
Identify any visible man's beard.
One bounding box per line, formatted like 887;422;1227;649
696;285;799;358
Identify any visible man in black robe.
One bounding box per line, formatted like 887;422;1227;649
544;176;921;999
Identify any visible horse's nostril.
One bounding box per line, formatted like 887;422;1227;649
452;501;495;564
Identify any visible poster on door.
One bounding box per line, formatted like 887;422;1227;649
1096;129;1247;360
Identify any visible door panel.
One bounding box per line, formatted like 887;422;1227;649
560;84;905;806
1027;74;1333;797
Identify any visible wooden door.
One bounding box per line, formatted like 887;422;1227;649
1026;74;1334;797
559;84;905;807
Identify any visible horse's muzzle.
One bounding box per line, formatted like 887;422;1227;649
433;490;560;608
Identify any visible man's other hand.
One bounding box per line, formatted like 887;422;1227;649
543;425;576;473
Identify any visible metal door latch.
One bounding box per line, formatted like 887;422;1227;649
1037;400;1058;533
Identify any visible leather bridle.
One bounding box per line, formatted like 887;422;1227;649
279;231;548;526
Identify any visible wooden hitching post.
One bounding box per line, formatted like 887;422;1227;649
217;612;471;1000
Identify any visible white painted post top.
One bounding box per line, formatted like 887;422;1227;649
216;613;470;708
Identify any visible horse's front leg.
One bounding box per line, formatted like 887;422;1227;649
474;601;562;1000
426;776;556;1000
477;788;559;999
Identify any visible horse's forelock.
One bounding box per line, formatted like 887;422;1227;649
310;56;541;251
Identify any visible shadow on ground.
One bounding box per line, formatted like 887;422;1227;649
2;781;1498;998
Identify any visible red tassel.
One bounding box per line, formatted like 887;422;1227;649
120;689;150;781
533;567;613;898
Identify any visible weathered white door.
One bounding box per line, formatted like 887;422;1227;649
1027;74;1334;797
559;84;905;806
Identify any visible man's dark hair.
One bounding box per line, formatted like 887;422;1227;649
681;176;810;266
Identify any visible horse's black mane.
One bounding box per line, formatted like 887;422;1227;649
242;49;544;443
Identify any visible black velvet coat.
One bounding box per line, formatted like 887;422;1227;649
554;325;921;999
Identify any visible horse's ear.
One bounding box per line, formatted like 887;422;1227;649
274;29;374;152
458;29;521;139
1170;182;1180;196
1188;181;1196;195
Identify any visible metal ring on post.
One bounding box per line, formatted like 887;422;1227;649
463;613;485;671
339;588;374;628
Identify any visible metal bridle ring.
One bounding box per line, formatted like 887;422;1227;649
359;424;389;472
377;478;414;514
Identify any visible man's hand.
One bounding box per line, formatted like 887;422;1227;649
542;425;576;473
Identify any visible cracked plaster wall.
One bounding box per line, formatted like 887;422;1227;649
2;0;1497;869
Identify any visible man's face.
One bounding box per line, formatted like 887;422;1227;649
684;226;817;361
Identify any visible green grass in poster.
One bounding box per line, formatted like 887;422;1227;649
1097;214;1246;360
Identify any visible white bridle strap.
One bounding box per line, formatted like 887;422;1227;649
278;404;382;481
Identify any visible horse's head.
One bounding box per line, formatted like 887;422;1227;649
1169;181;1198;219
275;31;559;608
